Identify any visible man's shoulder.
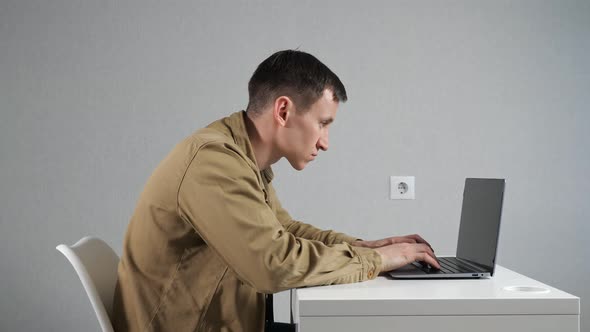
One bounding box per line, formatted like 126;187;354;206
180;128;249;165
174;128;261;187
191;127;233;146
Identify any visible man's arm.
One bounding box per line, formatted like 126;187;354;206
177;143;381;293
266;183;360;245
265;181;441;271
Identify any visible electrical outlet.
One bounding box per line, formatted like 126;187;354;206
390;176;415;200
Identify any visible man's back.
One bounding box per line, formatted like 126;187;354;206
112;114;268;331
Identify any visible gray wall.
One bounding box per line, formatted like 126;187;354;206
1;0;588;330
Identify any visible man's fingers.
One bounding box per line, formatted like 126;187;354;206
413;244;439;268
395;238;417;244
416;252;441;269
406;234;434;252
415;243;434;255
379;242;440;271
411;234;430;245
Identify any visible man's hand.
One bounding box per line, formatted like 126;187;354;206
352;234;434;251
353;234;440;272
374;242;441;272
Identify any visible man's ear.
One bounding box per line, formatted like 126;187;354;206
273;96;292;127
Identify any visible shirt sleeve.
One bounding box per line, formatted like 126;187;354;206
265;183;361;245
177;142;382;294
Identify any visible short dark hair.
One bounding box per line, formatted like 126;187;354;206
246;50;347;115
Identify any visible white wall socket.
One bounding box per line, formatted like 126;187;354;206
390;176;415;200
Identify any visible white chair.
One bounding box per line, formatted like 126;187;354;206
56;236;119;332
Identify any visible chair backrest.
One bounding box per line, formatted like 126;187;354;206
56;236;119;332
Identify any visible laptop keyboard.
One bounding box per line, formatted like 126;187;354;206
412;257;487;274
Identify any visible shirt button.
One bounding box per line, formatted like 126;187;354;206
368;269;375;278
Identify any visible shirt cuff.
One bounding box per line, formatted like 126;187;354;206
351;246;382;280
336;234;362;245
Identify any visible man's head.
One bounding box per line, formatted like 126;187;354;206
246;50;347;116
245;50;347;171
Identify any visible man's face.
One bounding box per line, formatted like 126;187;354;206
281;89;339;171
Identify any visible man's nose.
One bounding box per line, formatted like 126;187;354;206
317;131;329;151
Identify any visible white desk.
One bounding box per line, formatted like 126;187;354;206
292;265;580;332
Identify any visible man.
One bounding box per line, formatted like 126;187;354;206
112;50;440;331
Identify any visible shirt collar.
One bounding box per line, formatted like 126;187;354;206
208;110;274;183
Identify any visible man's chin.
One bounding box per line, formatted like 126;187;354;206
289;160;307;171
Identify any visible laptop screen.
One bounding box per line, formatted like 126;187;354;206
456;178;505;270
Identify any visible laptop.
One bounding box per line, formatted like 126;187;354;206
389;178;505;279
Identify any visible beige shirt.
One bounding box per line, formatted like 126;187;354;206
112;111;382;331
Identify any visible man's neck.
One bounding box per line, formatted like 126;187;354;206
244;111;279;171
